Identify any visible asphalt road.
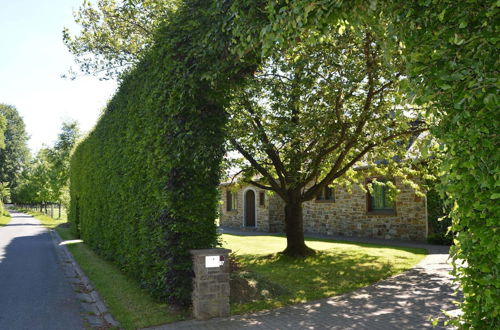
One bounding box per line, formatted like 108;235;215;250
0;209;84;330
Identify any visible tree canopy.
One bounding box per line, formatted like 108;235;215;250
227;23;428;256
0;104;30;190
0;114;6;149
63;0;179;79
13;121;80;206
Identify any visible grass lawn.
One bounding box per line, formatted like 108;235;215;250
0;214;11;226
221;234;427;314
19;209;186;330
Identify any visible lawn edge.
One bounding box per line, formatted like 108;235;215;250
48;226;120;328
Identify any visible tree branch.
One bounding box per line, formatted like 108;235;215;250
229;138;285;198
243;100;288;187
247;180;273;191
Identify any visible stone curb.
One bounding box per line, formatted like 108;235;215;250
48;229;120;329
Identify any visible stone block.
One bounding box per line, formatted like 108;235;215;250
190;248;231;320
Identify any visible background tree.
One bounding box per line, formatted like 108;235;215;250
227;24;428;257
0;104;30;193
47;121;80;208
12;121;80;210
0;114;6;149
63;0;179;79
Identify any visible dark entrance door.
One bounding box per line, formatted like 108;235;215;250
245;190;256;227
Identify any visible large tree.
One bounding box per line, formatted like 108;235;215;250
0;104;30;191
47;121;80;207
63;0;178;79
13;121;80;208
227;24;428;257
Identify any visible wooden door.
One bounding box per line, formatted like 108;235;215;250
245;190;256;227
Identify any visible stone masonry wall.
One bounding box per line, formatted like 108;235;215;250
220;178;427;241
219;186;270;231
302;178;428;240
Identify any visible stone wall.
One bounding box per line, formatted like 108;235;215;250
301;179;427;240
219;186;270;231
220;178;427;241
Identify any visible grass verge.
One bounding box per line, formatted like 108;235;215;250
222;234;427;314
0;214;11;226
19;209;186;330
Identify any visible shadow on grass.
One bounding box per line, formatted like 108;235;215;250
239;250;398;300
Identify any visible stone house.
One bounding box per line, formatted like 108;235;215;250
219;177;428;241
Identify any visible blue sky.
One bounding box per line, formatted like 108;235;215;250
0;0;117;152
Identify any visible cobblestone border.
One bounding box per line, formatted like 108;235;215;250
48;229;120;329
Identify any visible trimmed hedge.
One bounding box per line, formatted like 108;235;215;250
69;0;254;305
426;185;452;245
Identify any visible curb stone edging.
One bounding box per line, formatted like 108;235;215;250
48;229;120;329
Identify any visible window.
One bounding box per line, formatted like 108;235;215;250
367;179;395;213
259;192;265;206
226;191;237;211
316;186;335;202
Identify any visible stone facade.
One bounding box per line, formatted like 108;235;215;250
219;186;272;231
219;178;428;241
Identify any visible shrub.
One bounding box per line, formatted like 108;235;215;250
426;185;452;245
68;0;241;305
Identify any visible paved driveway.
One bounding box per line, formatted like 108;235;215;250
150;231;457;330
0;210;84;330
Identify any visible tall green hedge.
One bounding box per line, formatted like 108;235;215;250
71;1;498;323
69;0;254;305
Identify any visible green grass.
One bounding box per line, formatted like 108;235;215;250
20;209;186;330
0;214;11;226
221;234;427;314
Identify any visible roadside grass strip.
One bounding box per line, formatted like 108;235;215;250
22;209;186;330
0;214;11;226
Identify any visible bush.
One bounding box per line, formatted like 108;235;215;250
426;185;452;245
68;0;241;305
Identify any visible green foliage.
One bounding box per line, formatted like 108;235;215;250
47;121;80;207
0;114;6;149
68;0;250;305
67;0;498;320
0;182;11;204
226;1;498;325
426;184;452;245
227;20;428;204
391;1;500;327
63;0;179;79
13;121;79;206
0;104;30;192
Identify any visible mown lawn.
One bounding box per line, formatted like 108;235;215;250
221;234;427;314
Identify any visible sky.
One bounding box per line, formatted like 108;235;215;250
0;0;117;153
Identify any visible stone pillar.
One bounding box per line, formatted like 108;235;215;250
190;248;231;320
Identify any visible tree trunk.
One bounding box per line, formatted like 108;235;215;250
282;201;315;257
